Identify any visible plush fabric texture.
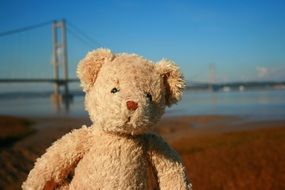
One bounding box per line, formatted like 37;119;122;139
22;49;191;190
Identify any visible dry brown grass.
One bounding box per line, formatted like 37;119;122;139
0;116;34;147
172;127;285;190
1;115;284;190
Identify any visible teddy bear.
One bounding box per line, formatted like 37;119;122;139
22;48;192;190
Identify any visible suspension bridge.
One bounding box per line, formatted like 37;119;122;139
0;19;105;107
0;19;106;112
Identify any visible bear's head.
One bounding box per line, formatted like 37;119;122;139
77;48;184;135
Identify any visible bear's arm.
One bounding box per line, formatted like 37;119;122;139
146;133;192;190
22;126;93;190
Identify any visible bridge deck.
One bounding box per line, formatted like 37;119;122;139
0;78;79;84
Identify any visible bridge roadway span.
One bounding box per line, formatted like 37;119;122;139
0;78;79;84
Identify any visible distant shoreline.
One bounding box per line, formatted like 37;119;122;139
0;82;285;99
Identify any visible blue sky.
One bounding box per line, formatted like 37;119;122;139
0;0;285;83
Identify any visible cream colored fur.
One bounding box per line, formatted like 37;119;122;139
22;49;191;190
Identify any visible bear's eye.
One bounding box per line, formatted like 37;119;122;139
146;93;152;102
111;87;119;93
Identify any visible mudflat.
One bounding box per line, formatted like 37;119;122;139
0;115;284;190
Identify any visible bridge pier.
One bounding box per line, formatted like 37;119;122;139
50;80;73;113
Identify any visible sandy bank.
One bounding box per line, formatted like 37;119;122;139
0;115;284;189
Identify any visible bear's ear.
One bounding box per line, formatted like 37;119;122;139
156;59;185;107
77;48;115;92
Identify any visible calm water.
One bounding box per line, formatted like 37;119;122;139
0;89;285;120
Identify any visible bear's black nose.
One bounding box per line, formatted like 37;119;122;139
126;101;138;111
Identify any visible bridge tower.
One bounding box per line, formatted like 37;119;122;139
208;63;217;91
51;19;69;101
